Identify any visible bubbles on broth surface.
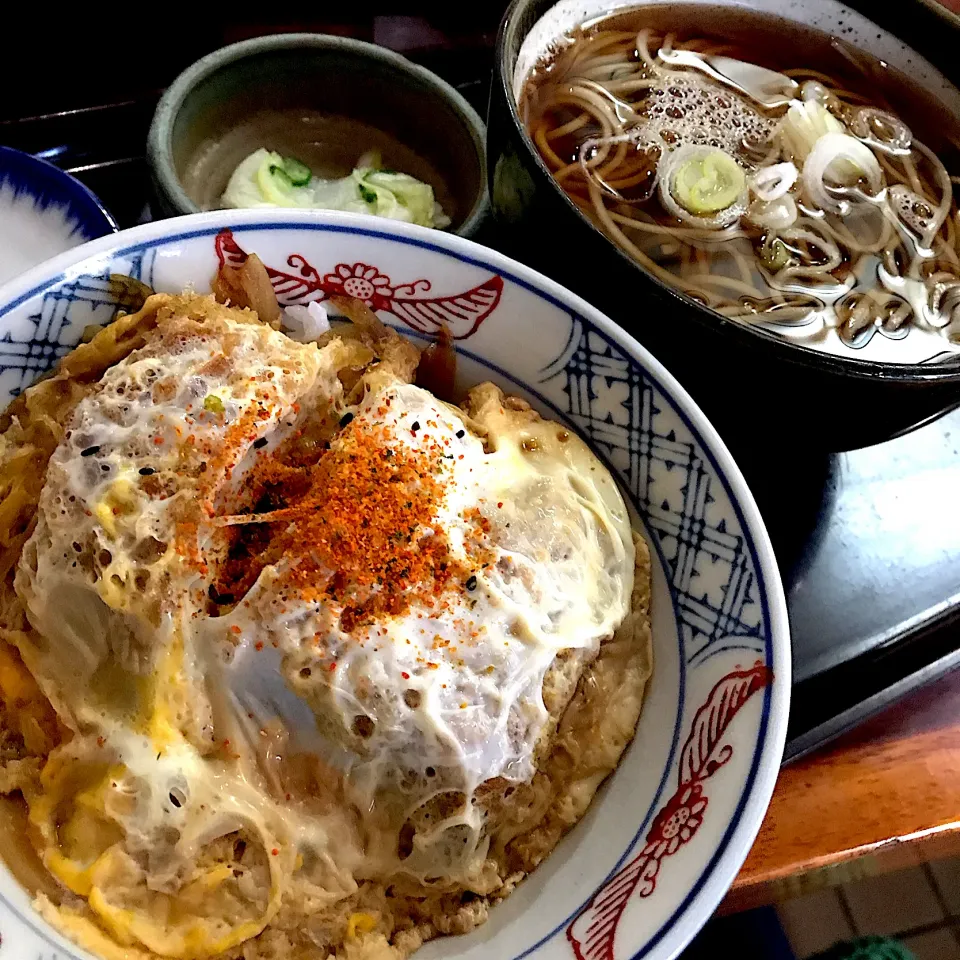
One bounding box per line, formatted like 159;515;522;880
521;8;960;364
625;72;778;159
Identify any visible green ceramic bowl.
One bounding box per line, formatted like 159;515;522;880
147;34;488;237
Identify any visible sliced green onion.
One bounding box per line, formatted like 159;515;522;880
358;184;378;205
268;156;312;187
203;394;225;414
672;150;745;215
759;237;791;271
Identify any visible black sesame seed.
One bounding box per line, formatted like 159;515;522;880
339;412;354;428
101;463;110;471
411;421;421;433
465;575;478;591
80;446;100;457
169;792;182;808
455;429;465;439
253;437;268;449
139;467;155;476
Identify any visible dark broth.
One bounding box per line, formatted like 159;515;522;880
521;6;960;362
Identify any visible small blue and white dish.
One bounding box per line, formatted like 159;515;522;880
0;146;117;286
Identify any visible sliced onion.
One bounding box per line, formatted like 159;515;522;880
282;300;331;342
782;100;845;163
416;325;456;401
746;194;798;230
326;294;390;337
850;107;912;156
749;162;798;201
801;133;883;214
213;254;282;327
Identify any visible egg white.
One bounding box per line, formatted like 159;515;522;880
15;313;636;944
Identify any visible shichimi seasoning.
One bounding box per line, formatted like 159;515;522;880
214;409;493;634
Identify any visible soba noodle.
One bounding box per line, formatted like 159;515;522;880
521;15;960;361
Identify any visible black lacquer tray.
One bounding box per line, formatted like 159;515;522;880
3;30;960;762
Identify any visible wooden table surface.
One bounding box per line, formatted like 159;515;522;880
723;666;960;912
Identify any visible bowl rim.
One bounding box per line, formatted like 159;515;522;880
146;32;490;238
494;0;960;383
0;145;119;240
0;207;790;960
914;0;960;29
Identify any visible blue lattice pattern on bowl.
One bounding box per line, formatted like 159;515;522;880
540;319;764;670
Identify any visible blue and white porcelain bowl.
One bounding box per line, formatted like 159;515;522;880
0;210;789;960
0;146;117;287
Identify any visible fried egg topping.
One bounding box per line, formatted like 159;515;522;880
12;303;636;957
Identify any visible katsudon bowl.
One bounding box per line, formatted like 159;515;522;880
490;0;960;451
0;210;788;960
